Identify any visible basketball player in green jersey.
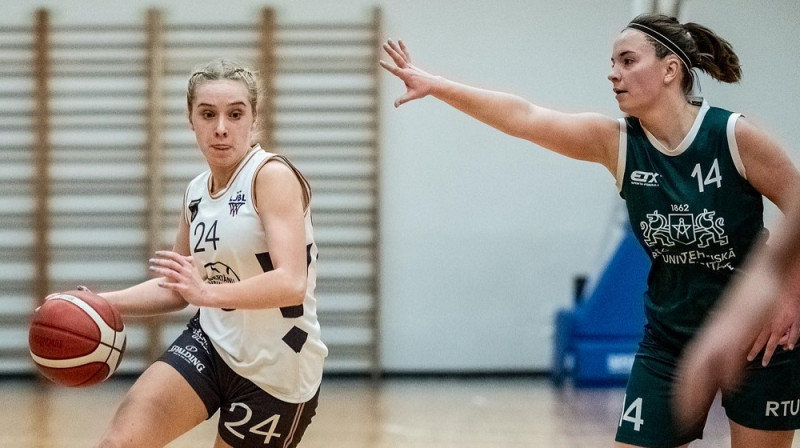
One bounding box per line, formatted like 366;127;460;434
381;13;800;448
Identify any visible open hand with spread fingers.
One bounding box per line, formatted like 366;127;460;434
149;250;209;307
747;291;800;366
379;39;440;108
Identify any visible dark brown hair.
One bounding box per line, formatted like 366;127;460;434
628;14;742;95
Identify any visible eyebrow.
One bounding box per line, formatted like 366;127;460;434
196;101;248;108
611;50;636;61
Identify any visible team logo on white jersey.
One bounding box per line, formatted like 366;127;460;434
189;198;201;222
204;261;240;284
228;190;246;217
205;261;241;312
630;170;661;187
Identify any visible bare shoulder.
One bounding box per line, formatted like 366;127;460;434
733;116;768;144
254;157;306;211
733;115;796;155
733;116;800;210
578;111;623;173
733;115;789;163
257;157;298;179
581;111;622;136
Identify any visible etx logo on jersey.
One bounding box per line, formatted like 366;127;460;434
630;170;661;187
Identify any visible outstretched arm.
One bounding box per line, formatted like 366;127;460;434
380;39;620;173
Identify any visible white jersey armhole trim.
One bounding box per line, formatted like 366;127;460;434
616;117;627;192
727;113;746;179
182;185;190;226
250;154;276;216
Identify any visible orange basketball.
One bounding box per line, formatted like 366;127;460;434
28;289;126;387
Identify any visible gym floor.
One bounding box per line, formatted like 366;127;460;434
4;375;795;448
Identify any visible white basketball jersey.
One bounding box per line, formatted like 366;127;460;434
183;145;327;403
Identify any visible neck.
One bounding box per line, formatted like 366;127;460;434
638;94;700;151
209;166;237;194
209;147;254;194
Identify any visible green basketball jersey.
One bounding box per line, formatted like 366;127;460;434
618;101;764;350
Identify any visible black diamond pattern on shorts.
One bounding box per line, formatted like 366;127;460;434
283;326;308;353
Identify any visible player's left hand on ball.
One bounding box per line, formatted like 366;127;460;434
149;250;208;306
45;285;92;302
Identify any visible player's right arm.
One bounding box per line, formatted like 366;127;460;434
99;213;191;316
380;39;620;173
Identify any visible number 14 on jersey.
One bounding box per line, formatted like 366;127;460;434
691;159;721;193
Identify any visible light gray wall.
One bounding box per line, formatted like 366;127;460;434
4;0;799;372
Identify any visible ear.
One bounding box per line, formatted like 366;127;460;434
251;112;258;133
663;55;682;85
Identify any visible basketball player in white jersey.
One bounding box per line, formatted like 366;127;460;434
94;58;327;448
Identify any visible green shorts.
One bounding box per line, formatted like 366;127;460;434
615;331;800;447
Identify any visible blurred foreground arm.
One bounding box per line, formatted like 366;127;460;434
675;190;800;427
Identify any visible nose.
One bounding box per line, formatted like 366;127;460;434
215;118;228;137
607;66;620;83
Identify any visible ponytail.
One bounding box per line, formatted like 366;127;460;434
627;14;742;95
683;22;741;84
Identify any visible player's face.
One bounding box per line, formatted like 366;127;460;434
608;30;668;117
189;79;257;169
